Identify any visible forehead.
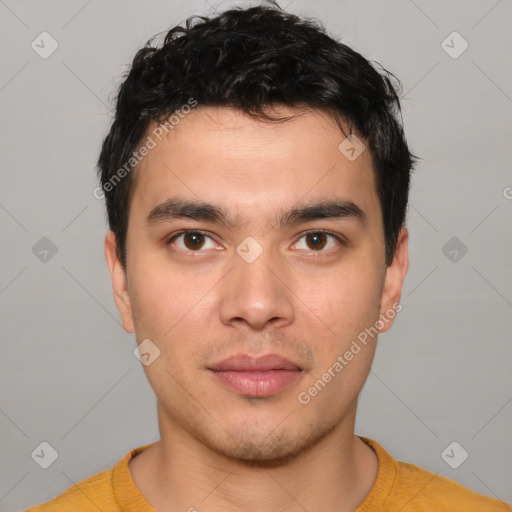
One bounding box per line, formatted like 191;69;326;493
129;105;380;229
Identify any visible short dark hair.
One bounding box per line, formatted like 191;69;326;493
97;1;416;268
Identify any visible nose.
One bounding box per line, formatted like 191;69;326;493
218;243;295;331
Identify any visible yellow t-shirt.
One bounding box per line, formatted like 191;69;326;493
24;436;511;512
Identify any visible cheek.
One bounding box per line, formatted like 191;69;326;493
302;260;383;335
296;258;383;401
128;273;211;401
129;263;218;369
297;280;380;414
130;262;199;332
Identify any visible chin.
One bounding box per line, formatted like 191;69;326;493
198;418;337;468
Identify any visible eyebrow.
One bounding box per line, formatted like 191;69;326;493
146;197;367;229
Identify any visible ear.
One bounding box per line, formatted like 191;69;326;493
379;227;409;333
104;231;135;333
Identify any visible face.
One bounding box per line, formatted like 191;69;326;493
105;105;408;463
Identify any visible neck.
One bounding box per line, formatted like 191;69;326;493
129;402;379;512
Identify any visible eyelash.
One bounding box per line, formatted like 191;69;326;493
166;229;346;254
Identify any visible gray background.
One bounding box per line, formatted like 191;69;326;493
1;0;511;510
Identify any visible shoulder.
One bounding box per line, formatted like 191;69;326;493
394;459;512;511
359;437;512;512
23;467;116;512
23;443;155;512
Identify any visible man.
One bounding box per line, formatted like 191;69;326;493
25;2;511;511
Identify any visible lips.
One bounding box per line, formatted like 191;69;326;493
208;353;301;372
208;354;303;398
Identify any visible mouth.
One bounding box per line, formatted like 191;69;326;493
207;353;303;398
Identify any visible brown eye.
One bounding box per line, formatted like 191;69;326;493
168;231;218;252
183;232;205;250
293;231;342;253
305;232;328;251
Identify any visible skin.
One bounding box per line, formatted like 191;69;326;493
105;105;409;512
